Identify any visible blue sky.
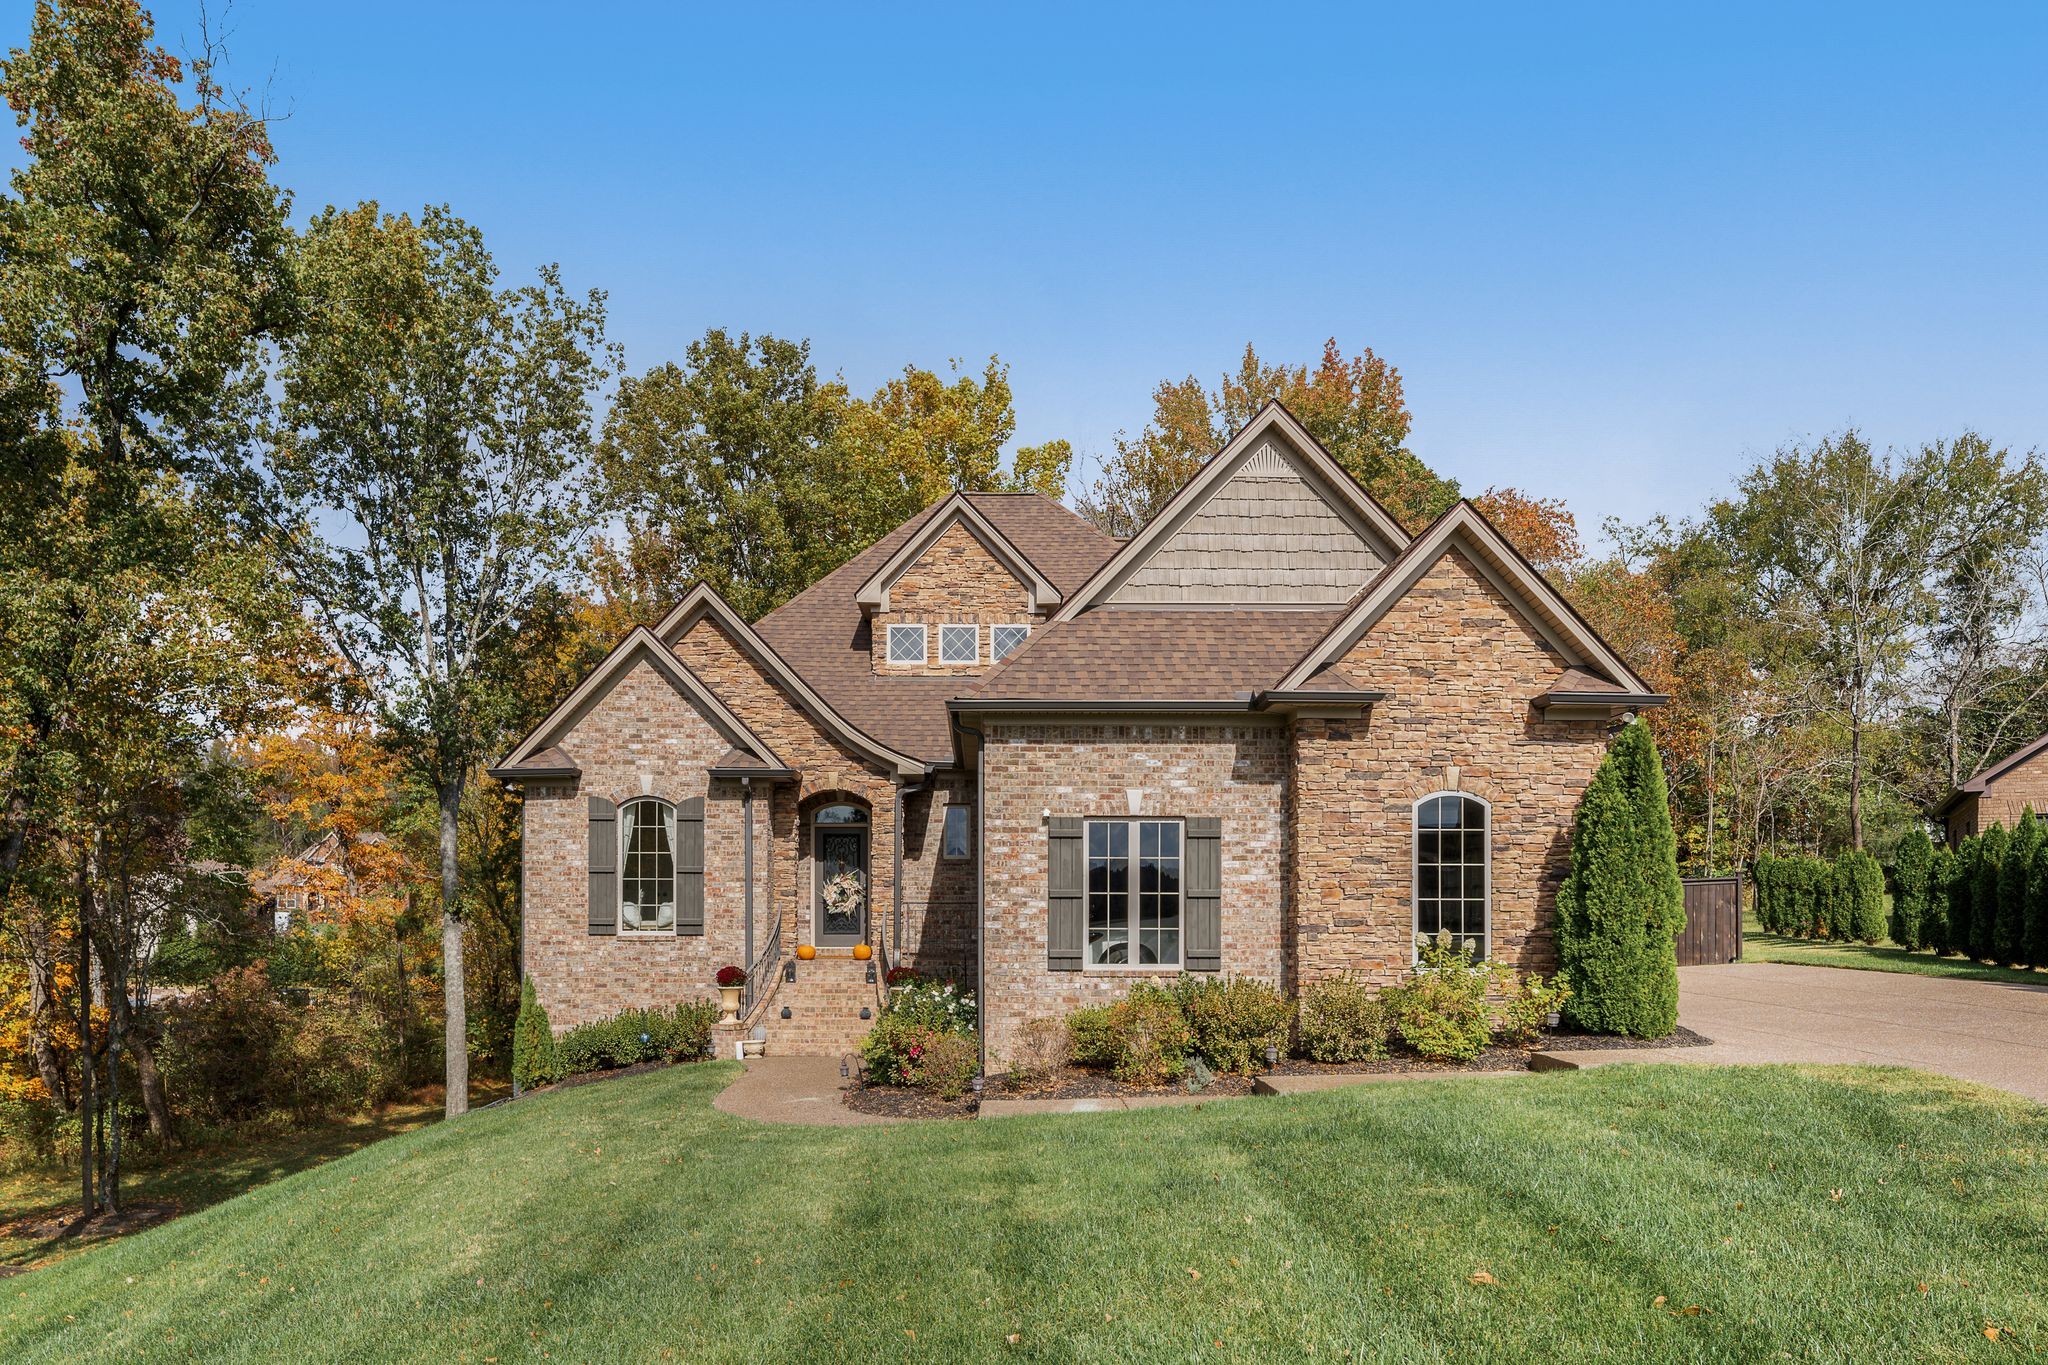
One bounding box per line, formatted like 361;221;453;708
13;2;2048;539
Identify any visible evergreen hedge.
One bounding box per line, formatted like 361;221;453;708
1924;845;1956;954
2028;839;2048;969
512;978;560;1095
1971;824;2008;961
1835;849;1887;943
1555;721;1683;1038
1997;809;2040;964
1889;829;1933;950
1947;835;1979;957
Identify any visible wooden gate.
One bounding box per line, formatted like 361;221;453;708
1677;876;1743;966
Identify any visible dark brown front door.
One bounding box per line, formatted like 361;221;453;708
813;809;869;947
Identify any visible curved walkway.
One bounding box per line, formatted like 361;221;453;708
1558;963;2048;1102
712;1055;901;1126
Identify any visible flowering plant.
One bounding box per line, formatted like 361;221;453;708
884;965;919;987
715;964;746;988
821;868;866;918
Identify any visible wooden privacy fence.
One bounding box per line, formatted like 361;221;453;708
1677;876;1743;966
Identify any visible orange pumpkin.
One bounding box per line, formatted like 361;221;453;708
796;944;817;961
852;943;872;961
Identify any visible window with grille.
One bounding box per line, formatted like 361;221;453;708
886;623;927;665
620;798;677;931
991;623;1030;661
939;623;979;665
1414;793;1488;957
1085;818;1181;966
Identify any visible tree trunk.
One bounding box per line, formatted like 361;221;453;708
24;938;71;1111
1849;664;1865;850
76;864;96;1218
440;776;468;1118
101;980;172;1139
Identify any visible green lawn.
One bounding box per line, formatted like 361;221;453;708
1744;917;2048;987
3;1063;2043;1361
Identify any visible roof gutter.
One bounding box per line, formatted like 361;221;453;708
1537;691;1670;709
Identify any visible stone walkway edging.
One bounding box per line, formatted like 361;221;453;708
1254;1069;1528;1095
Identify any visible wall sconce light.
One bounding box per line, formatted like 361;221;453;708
784;960;797;983
865;963;877;983
780;1005;792;1020
859;1006;871;1020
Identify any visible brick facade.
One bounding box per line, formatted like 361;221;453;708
872;524;1035;676
1291;549;1609;988
1946;746;2048;845
978;719;1289;1065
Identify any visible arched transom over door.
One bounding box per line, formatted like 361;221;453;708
812;803;869;947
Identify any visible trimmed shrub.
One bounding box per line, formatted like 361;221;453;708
1971;824;2008;961
554;1001;718;1076
913;1032;980;1099
1487;964;1571;1045
862;977;978;1088
1923;845;1956;954
1890;830;1933;949
1555;721;1684;1037
1997;809;2040;964
1003;1017;1071;1085
1382;937;1491;1061
1063;982;1193;1085
511;979;561;1093
1297;976;1391;1062
1946;836;1979;956
1171;976;1291;1074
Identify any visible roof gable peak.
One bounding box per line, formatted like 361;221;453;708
853;492;1062;613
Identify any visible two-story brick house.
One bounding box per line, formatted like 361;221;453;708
490;402;1664;1065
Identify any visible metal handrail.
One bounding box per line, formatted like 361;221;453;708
742;916;782;1019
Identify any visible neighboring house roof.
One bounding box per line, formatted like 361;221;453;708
1935;731;2048;817
1276;500;1664;699
854;493;1066;613
965;608;1351;704
749;493;1119;762
491;627;785;780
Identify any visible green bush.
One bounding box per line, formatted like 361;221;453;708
554;1001;717;1077
1487;964;1570;1046
1923;845;1956;954
1382;936;1492;1061
861;977;978;1088
156;967;392;1127
1997;809;2040;964
1945;836;1978;956
913;1032;980;1099
1062;982;1193;1085
1297;976;1390;1062
2027;839;2048;969
1555;721;1683;1037
1971;824;2008;961
511;979;561;1093
1833;849;1885;944
1171;976;1290;1074
1889;830;1933;949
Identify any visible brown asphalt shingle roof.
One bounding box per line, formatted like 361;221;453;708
969;609;1350;702
753;494;1120;761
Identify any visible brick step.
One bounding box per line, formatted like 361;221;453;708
749;956;883;1056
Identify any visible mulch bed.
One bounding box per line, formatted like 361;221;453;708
0;1198;181;1243
842;1025;1715;1119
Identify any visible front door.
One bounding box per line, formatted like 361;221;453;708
813;806;869;947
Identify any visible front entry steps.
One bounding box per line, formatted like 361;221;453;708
728;952;881;1057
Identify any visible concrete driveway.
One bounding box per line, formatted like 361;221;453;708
1566;962;2048;1103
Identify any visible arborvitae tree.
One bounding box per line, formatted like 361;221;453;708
1751;855;1775;933
1971;824;2008;961
511;978;560;1095
1924;846;1956;955
1556;721;1684;1037
1837;849;1886;943
1825;854;1857;940
2027;839;2048;970
1890;830;1933;949
1948;836;1979;956
1996;809;2041;964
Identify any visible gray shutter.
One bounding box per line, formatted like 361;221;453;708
676;795;705;936
1184;816;1221;971
1047;816;1084;971
587;796;617;936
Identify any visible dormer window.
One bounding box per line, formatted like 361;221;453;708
939;624;979;666
992;623;1030;661
887;623;927;665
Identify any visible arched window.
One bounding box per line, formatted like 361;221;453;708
620;798;677;931
1414;793;1489;958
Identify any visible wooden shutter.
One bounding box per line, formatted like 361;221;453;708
587;796;618;936
1184;816;1222;971
1047;816;1084;971
676;795;705;936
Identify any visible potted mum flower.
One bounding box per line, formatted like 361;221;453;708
715;964;746;1021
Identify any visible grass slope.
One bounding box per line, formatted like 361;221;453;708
4;1062;2043;1362
1745;923;2048;987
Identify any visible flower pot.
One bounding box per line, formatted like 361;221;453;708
740;1036;766;1058
796;943;817;961
717;984;742;1023
852;943;872;961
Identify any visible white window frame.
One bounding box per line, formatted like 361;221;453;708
619;797;678;933
1411;791;1491;961
941;804;973;860
991;623;1030;661
886;623;928;665
1084;816;1183;970
938;623;980;666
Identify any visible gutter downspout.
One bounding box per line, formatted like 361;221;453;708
950;714;990;1079
741;777;754;974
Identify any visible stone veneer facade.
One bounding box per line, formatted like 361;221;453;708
872;523;1036;676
